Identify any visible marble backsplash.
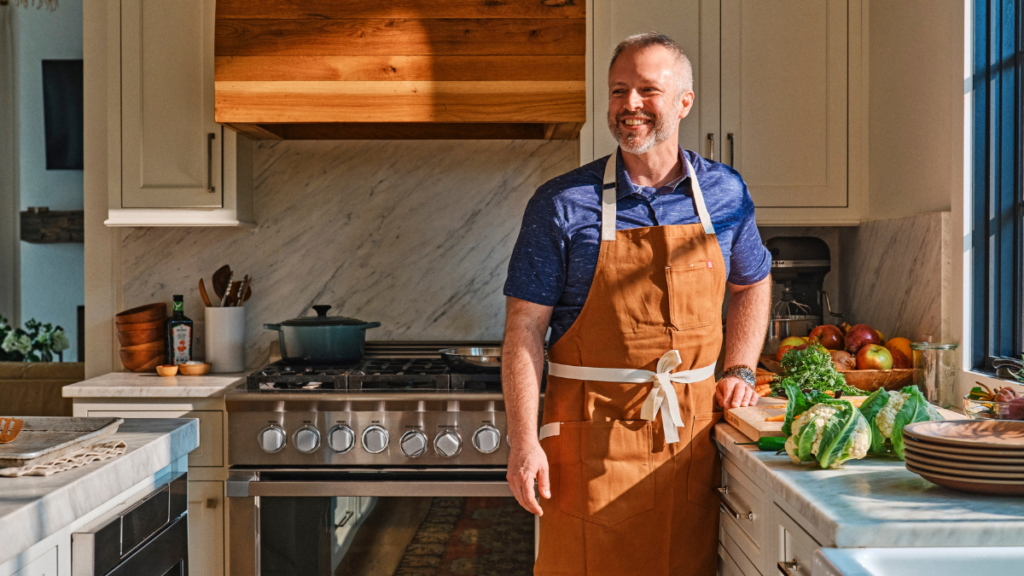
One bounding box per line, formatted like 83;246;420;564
121;140;577;369
839;211;951;343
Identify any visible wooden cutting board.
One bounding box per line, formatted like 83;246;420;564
725;398;964;442
724;397;789;441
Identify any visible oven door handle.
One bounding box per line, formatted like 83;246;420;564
226;472;513;498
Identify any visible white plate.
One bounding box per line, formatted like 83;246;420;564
904;452;1024;478
902;435;1024;458
904;442;1024;466
903;420;1024;450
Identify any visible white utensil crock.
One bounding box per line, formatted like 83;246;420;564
205;306;244;373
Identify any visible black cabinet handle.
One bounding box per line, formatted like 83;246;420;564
207;132;216;193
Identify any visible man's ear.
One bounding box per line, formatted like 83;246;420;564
679;90;695;120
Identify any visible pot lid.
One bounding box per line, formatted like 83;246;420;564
279;305;372;327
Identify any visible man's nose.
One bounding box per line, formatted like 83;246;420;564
626;89;643;110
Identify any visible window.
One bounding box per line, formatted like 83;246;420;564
972;0;1024;371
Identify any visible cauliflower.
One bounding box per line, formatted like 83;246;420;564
875;391;911;438
783;399;870;469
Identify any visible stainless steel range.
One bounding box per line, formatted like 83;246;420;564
225;342;537;576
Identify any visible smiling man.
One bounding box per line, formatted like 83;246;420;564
501;32;772;575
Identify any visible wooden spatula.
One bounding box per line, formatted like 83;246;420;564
0;418;24;444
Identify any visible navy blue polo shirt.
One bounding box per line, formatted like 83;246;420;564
504;147;771;346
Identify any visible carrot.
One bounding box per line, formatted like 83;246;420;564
755;373;776;385
764;414;786;422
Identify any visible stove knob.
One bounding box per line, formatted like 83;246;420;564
258;425;286;453
433;430;462;458
293;426;321;454
472;425;502;454
400;431;428;458
328;425;355;454
361;425;390;454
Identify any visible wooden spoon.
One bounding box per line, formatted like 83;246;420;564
198;278;213;308
212;265;231;300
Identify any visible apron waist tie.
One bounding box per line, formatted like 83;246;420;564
545;350;716;444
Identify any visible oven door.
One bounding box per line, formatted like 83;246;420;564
226;468;534;576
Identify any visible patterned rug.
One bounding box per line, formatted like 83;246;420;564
392;497;534;576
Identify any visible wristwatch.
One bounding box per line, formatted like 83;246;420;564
722;365;756;387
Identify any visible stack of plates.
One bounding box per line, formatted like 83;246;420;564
903;420;1024;495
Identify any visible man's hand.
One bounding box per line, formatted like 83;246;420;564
716;375;758;409
507;441;551;516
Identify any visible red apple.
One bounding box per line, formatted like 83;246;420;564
809;325;845;350
856;344;893;370
776;343;808;362
890;349;911;369
845;324;882;354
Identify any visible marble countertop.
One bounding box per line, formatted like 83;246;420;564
63;371;245;398
0;418;199;566
715;423;1024;548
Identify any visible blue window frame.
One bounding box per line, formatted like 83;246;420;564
972;0;1024;371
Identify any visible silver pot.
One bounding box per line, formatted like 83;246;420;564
764;315;818;354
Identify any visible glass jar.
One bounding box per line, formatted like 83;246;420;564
911;342;958;408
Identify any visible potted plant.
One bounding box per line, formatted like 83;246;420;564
0;314;71;362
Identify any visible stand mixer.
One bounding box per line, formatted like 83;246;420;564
764;237;843;353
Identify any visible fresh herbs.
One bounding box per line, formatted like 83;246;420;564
777;344;863;397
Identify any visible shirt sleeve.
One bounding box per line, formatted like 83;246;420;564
503;189;568;306
727;184;772;286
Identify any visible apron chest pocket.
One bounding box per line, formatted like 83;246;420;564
557;420;655;527
665;263;716;331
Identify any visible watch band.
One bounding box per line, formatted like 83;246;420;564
722;365;756;387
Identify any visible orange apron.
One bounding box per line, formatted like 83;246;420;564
534;150;726;576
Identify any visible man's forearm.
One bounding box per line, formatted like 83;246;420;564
724;276;772;370
502;299;551;449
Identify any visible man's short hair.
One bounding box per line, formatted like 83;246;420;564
609;32;693;95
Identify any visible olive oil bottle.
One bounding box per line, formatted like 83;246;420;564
166;295;193;365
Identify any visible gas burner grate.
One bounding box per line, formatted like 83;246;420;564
348;358;450;391
245;360;353;391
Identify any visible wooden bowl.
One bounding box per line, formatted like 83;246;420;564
117;328;163;347
178;362;211;376
156;364;179;377
120;349;166;372
116;303;167;325
117;318;167;332
840;369;915;392
120;340;165;352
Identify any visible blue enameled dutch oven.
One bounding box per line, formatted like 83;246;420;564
264;305;381;363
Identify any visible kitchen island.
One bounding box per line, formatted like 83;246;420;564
714;423;1024;576
0;418;198;575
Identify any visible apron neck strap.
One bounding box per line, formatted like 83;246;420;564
601;150;716;242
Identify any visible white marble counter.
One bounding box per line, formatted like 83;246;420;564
0;418;198;566
63;371;245;398
715;424;1024;548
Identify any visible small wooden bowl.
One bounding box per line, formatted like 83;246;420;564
117;328;163;347
120;349;166;372
178;363;211;376
120;340;165;352
156;364;179;377
117;318;167;332
116;303;168;325
840;369;915;392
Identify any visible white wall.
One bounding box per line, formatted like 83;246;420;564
867;0;962;220
16;0;83;360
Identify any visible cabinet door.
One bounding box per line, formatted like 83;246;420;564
721;0;847;207
188;481;225;576
592;0;719;161
774;505;820;576
120;0;222;208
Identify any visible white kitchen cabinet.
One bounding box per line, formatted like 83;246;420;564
188;481;226;576
107;0;254;226
721;0;848;209
773;504;820;576
587;0;866;224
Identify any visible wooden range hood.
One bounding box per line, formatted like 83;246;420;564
215;1;586;140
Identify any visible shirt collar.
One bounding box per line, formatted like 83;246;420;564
614;146;693;200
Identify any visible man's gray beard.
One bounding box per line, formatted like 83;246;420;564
608;106;680;154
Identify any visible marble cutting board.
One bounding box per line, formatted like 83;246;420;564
0;417;124;468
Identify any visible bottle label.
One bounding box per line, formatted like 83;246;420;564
172;325;191;364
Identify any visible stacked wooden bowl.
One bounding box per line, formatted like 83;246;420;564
116;303;167;371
